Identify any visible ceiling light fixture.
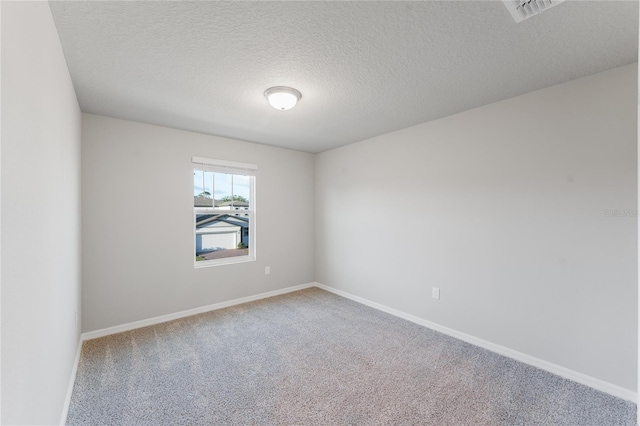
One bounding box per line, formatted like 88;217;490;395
264;86;302;111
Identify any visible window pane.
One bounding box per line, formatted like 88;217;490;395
194;169;214;208
214;172;232;208
195;214;250;261
213;172;251;210
232;174;251;210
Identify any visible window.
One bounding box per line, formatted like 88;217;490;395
192;156;256;267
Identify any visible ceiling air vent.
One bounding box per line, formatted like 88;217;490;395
503;0;565;23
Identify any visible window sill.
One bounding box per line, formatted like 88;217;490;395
194;255;256;269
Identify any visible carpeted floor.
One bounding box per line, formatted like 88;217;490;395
66;288;636;425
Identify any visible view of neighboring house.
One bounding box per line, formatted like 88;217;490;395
194;195;249;210
216;200;249;210
194;195;250;259
195;214;249;255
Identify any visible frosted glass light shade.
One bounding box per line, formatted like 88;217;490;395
264;86;302;111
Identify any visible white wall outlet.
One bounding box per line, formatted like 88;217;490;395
432;287;440;300
75;310;78;325
265;266;271;275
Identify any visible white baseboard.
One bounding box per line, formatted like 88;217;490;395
81;282;315;341
60;337;82;426
314;282;638;404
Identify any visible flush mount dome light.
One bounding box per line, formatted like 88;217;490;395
264;86;302;111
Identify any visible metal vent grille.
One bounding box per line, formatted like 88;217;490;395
503;0;565;23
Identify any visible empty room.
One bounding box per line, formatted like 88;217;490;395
1;1;639;425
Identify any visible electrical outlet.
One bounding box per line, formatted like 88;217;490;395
75;310;78;325
265;266;271;275
432;287;440;300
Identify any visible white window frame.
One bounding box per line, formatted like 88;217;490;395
192;156;257;268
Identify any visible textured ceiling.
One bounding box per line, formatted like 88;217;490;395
49;1;638;153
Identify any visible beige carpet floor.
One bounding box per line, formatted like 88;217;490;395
66;287;636;425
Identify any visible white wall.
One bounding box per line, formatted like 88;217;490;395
1;2;82;424
81;114;315;332
316;64;638;392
